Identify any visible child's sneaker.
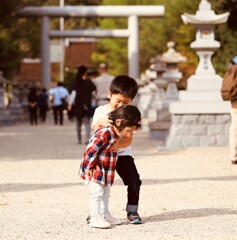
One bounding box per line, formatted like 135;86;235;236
127;211;142;224
103;212;122;225
90;214;111;229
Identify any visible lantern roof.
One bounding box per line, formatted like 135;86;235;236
182;0;229;25
160;42;187;64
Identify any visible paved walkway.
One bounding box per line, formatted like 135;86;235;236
1;116;237;240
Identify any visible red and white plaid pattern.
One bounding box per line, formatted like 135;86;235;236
79;126;118;187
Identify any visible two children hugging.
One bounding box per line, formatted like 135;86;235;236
79;75;143;228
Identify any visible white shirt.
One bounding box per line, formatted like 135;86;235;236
93;73;114;100
92;104;132;156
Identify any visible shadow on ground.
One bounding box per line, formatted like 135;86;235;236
143;208;237;223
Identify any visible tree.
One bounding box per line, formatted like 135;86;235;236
0;0;101;79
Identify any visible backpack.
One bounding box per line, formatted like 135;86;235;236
221;63;237;101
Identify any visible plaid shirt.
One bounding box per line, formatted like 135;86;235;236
79;126;118;187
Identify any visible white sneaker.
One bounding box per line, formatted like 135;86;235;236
103;212;122;225
90;214;111;229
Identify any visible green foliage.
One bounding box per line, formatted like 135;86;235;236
93;0;200;75
63;66;76;91
0;0;100;79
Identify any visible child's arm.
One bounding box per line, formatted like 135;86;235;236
118;135;133;148
111;134;133;152
93;115;112;132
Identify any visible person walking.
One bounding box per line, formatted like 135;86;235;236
91;75;143;224
27;87;38;126
79;105;141;229
93;62;114;106
68;66;96;144
38;88;49;123
229;56;237;164
49;82;69;126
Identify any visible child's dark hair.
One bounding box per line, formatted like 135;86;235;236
108;105;141;131
109;75;138;100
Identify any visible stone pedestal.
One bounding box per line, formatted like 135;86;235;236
166;102;230;148
166;73;230;147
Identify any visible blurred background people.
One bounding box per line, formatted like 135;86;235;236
68;65;96;144
27;87;38;125
38;87;49;123
93;62;114;106
49;82;69;126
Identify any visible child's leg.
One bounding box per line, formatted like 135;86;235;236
88;181;103;216
88;182;111;228
100;186;122;225
100;186;110;214
116;156;142;212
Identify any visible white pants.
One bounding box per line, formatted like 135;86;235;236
88;181;110;216
230;100;237;161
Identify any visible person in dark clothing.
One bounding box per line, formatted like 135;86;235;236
38;88;49;122
28;87;38;125
68;65;97;144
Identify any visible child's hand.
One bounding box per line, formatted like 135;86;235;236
85;169;95;177
98;116;112;127
111;140;119;152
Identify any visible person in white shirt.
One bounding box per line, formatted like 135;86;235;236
93;62;114;106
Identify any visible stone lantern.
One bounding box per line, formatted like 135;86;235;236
0;72;6;109
160;41;187;108
150;56;167;107
181;0;229;89
148;41;186;140
9;81;24;116
0;72;14;126
166;0;230;148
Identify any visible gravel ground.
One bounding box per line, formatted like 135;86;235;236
1;116;237;240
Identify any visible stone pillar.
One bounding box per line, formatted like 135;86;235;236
41;16;51;90
128;15;139;79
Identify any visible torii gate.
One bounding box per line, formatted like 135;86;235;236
17;5;165;90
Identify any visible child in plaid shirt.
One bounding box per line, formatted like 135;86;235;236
79;105;141;229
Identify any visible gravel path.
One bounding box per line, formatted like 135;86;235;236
1;117;237;240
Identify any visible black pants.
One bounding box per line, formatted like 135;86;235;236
29;107;38;125
53;105;63;125
116;156;142;210
39;106;48;122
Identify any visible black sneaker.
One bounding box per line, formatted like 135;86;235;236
127;211;142;224
86;214;90;224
